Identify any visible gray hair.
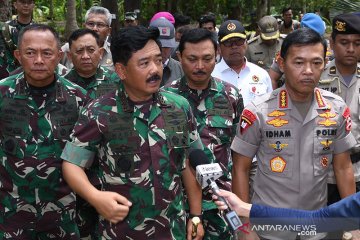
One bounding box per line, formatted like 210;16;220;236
85;6;112;26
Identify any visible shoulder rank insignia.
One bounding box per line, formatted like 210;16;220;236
269;141;288;152
268;110;286;117
279;90;288;108
329;66;336;75
315;89;326;108
267;117;289;127
318;118;337;127
320;156;329;168
319;111;336;119
240;109;257;134
320;140;333;151
270;156;286;173
252;75;259;82
343;107;351;132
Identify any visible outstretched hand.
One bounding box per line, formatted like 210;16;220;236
212;189;252;218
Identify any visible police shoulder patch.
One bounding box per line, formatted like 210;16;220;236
343;107;351;132
240;109;257;134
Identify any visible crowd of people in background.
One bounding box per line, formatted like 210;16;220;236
0;1;359;240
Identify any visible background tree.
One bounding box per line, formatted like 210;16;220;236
101;0;119;34
64;0;78;40
0;0;11;21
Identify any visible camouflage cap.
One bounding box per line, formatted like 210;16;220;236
332;13;360;35
258;16;280;40
218;20;246;42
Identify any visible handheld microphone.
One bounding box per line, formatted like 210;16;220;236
189;149;243;233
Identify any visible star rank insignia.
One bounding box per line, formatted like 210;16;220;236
266;118;289;127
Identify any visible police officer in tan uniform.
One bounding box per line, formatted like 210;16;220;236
318;13;360;219
246;16;284;74
232;28;356;240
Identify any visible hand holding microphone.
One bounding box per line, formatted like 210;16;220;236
189;149;243;233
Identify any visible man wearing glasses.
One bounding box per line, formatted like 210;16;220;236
61;6;114;71
212;20;272;107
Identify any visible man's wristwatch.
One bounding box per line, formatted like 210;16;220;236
190;214;202;237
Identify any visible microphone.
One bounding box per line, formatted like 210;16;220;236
189;149;243;233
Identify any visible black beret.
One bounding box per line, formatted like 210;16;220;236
332;13;360;35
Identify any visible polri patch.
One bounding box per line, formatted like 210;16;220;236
240;109;257;134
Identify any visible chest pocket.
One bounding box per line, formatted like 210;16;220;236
313;127;336;176
249;83;268;96
261;138;295;178
103;113;141;178
163;108;190;149
0;98;30;156
207;96;234;144
50;95;79;142
94;83;117;98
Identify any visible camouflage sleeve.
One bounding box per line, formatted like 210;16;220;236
61;102;104;168
231;103;261;158
333;104;356;154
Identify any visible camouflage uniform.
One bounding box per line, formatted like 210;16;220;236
164;76;243;240
61;83;203;240
0;73;88;239
64;66;121;99
64;66;121;239
0;22;18;79
6;17;35;50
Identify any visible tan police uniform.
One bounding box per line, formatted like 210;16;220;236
319;61;360;184
245;35;283;71
231;86;356;239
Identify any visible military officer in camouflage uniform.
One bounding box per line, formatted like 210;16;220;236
232;28;356;239
164;28;243;240
64;28;121;239
65;28;120;99
246;15;283;76
0;22;17;79
0;24;88;239
317;15;360;238
62;26;205;240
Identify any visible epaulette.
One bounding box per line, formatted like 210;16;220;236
247;35;260;44
318;88;343;102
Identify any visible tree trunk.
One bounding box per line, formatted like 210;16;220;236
0;0;11;22
256;0;268;20
101;0;120;34
124;0;141;12
64;0;79;40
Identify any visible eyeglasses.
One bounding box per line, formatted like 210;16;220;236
222;38;246;48
85;21;109;29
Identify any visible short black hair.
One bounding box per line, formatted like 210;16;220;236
179;28;217;54
18;24;60;49
68;28;101;48
282;7;292;15
280;28;327;59
173;13;191;29
111;26;161;65
198;14;216;29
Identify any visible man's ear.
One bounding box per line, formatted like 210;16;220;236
14;49;21;65
98;47;105;59
114;62;127;80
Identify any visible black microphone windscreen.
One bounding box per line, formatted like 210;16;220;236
189;149;209;169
